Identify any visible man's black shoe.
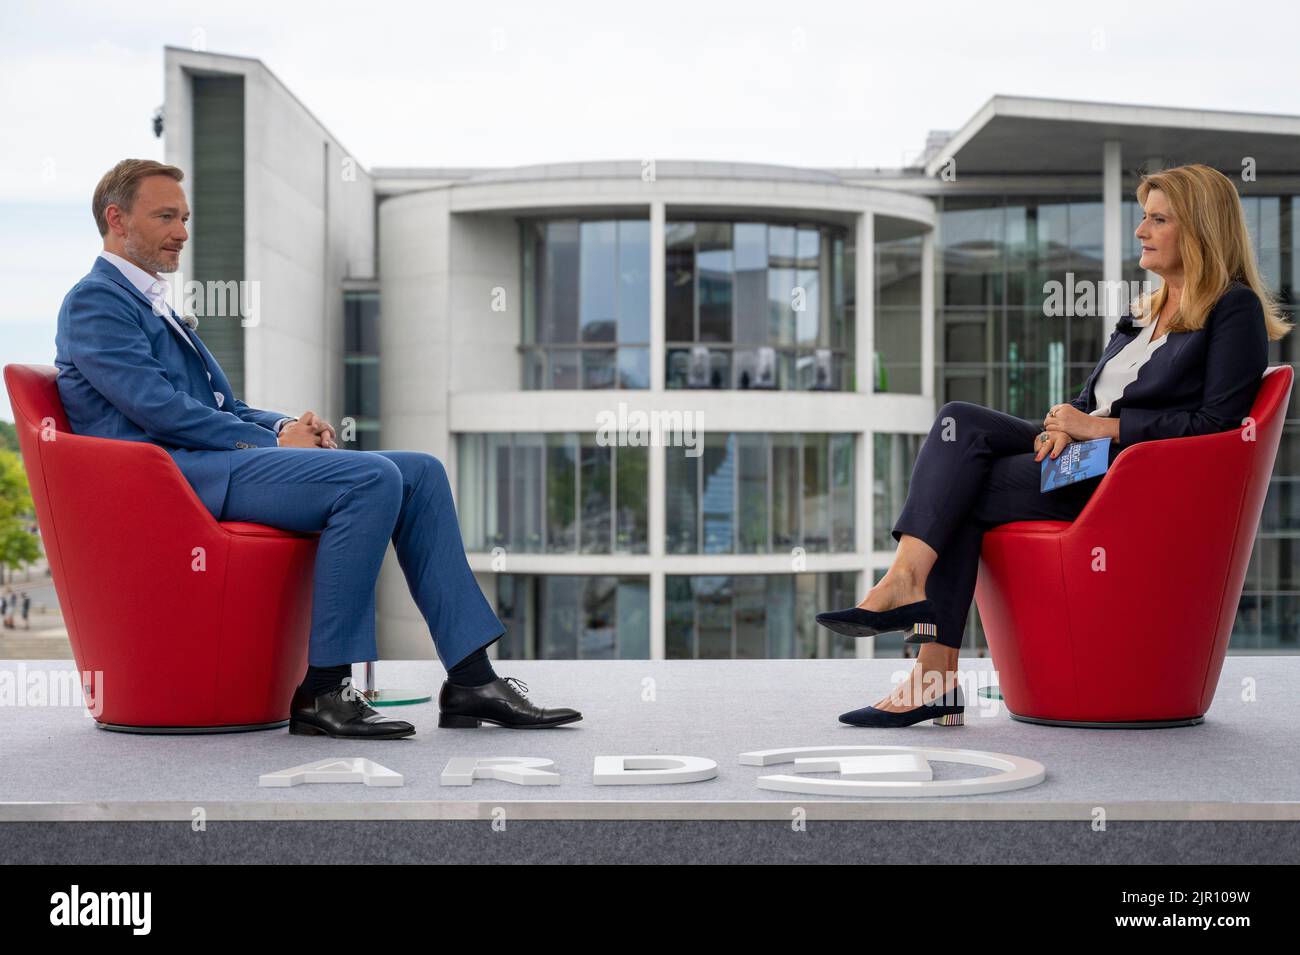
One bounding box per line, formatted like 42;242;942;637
289;681;416;739
438;676;582;729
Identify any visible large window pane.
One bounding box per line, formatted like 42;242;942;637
495;574;528;659
617;219;650;343
510;433;543;552
542;221;578;343
344;291;380;353
766;574;795;657
496;574;651;660
457;433;484;550
666;575;695;658
697;575;732;658
664;219;853;391
541;575;580;658
617;346;649;389
665;572;854;659
579;221;616;342
581;575;617;659
874;432;923;550
666;221;695;341
463;431;646;554
548;348;579;389
581;348;616;389
772;432;801;551
701;431;735;554
666;444;699;553
343;360;380;420
734;574;766;659
343;290;380;444
737;433;769;553
875;231;923;394
522;217;650;389
611;348;647;389
796;227;820;345
487;433;511;549
615;445;648;553
735;222;767;344
802;432;830;552
697;222;733;342
831;433;855;551
545;433;577;553
580;431;611;553
616;577;650;659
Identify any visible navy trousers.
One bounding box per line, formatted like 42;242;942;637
218;448;505;669
891;401;1116;649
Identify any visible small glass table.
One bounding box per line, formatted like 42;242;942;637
361;661;431;707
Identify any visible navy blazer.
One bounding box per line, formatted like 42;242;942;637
1068;280;1269;452
54;257;289;518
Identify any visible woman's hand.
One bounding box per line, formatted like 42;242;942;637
1041;403;1110;442
1034;430;1072;462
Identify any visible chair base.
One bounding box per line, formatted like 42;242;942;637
1009;712;1205;729
94;718;289;735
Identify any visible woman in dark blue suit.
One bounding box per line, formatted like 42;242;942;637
818;163;1293;727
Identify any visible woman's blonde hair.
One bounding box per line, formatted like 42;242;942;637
1130;163;1293;342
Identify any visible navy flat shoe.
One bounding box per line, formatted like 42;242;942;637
839;685;965;728
815;599;939;643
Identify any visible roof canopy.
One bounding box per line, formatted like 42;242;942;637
926;96;1300;177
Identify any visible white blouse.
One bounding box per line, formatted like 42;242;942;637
1088;314;1169;417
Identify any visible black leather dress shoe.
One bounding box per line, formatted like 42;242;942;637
815;599;939;643
288;682;416;739
438;676;582;729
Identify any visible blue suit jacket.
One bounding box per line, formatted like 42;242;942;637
54;257;288;519
1069;280;1269;450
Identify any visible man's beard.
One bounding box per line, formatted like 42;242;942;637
123;232;177;275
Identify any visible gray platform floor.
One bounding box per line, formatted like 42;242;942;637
1;657;1297;821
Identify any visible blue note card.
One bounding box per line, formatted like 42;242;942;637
1040;437;1111;492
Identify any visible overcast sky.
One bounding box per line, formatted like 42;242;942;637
3;0;1299;417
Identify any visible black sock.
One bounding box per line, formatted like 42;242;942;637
447;646;498;687
303;663;352;697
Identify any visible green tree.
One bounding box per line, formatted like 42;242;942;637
0;449;40;581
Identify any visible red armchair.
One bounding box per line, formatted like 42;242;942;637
4;364;318;733
975;364;1293;727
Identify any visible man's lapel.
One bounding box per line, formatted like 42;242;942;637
91;256;154;311
91;257;210;375
91;255;218;405
182;325;235;409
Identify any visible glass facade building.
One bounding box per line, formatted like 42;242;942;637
457;432;648;555
665;432;855;555
664;220;854;391
159;53;1300;666
521;218;651;390
342;289;382;451
666;572;859;659
454;187;1298;657
494;574;650;660
453;197;910;661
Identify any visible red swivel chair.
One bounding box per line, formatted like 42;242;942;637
4;364;318;733
974;364;1293;728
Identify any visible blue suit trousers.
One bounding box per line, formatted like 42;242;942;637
218;448;504;668
891;402;1115;649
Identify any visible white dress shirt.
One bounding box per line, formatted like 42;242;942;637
1088;313;1170;418
98;251;293;435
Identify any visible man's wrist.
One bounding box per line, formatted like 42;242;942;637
273;416;297;435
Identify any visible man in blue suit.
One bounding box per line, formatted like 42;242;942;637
54;159;581;738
